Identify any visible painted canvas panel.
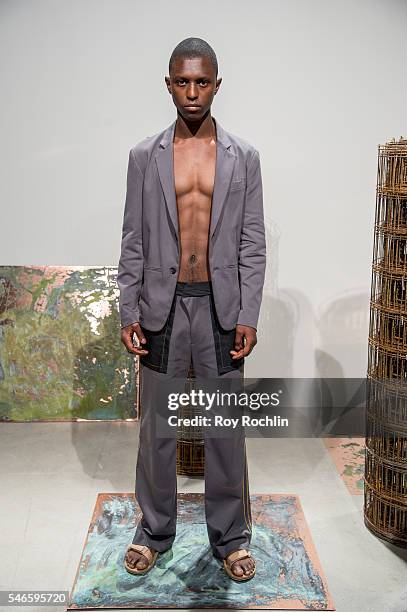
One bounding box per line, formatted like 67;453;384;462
68;492;335;610
323;437;365;495
0;266;138;421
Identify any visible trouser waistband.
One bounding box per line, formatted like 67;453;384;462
175;281;212;297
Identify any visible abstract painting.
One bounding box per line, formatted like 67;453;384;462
0;266;138;421
323;437;365;495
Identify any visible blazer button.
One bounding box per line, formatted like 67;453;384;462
170;267;177;274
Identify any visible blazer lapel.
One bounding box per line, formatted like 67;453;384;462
155;119;178;241
154;115;236;244
210;117;236;238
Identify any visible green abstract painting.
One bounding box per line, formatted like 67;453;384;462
0;266;138;421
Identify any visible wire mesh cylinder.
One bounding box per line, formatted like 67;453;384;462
365;138;407;548
176;362;204;476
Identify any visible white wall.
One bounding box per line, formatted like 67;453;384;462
1;0;406;377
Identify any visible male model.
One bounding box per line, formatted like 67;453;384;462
117;37;266;581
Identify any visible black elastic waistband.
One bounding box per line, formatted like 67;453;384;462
175;281;212;297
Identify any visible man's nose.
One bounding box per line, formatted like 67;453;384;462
186;84;198;100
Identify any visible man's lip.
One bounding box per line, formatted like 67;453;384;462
184;105;201;108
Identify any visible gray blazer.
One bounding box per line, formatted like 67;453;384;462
117;116;266;332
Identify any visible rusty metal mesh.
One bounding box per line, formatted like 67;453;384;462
176;362;205;476
365;138;407;547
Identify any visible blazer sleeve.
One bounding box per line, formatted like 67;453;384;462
117;148;144;329
236;148;267;330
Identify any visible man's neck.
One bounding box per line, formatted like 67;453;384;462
174;111;216;143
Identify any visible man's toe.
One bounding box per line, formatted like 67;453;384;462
232;562;244;576
126;553;134;567
136;556;148;569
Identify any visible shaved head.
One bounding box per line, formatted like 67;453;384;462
169;37;218;77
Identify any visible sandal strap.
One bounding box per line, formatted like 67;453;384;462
225;549;251;567
128;544;155;564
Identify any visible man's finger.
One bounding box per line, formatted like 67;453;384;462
230;345;250;359
234;328;244;351
123;337;149;356
121;326;149;356
230;339;256;359
127;346;149;356
133;327;147;345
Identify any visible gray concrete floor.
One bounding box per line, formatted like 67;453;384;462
0;422;406;612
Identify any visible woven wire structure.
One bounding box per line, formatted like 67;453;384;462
365;137;407;547
176;362;204;476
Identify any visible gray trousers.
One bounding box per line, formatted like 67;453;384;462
132;281;252;560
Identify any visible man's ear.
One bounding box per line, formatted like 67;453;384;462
214;77;222;94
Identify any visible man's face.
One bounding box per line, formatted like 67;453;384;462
165;55;221;121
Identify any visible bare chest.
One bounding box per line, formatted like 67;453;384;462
173;140;216;199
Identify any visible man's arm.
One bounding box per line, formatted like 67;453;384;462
236;148;267;330
117;148;144;329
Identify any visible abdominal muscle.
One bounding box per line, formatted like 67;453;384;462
174;137;216;283
177;196;212;282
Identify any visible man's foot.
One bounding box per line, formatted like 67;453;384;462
223;549;256;581
124;544;158;575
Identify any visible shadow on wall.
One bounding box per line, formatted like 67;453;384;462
316;291;370;378
251;218;370;379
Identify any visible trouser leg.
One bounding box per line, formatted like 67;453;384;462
132;294;190;552
186;283;252;559
203;430;252;559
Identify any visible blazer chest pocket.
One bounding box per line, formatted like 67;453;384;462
229;178;246;192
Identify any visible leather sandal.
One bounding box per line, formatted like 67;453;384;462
223;549;256;582
124;544;159;575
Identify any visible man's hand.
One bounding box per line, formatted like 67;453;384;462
121;322;149;357
230;324;257;360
